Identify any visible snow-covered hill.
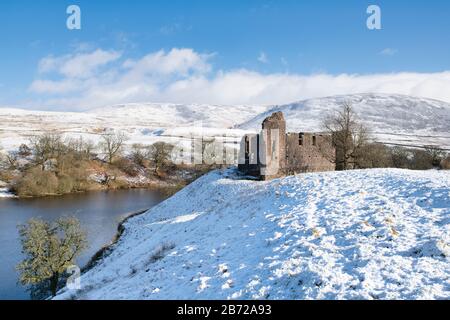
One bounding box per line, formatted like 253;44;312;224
0;103;264;151
89;103;267;129
55;168;450;300
1;94;449;151
239;94;450;149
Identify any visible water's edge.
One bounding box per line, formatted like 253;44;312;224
82;207;149;273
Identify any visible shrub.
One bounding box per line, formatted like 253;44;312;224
131;144;148;167
64;166;90;192
15;167;59;197
440;156;450;170
424;145;445;167
410;149;433;170
355;143;394;169
114;157;139;177
57;174;75;194
390;146;411;169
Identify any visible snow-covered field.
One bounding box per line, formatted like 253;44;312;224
1;94;449;152
55;168;450;300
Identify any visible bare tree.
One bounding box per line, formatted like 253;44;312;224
66;137;95;160
29;133;65;169
424;145;445;167
322;103;370;170
99;131;127;164
5;152;19;170
391;146;411;168
131;143;148;167
18;144;32;158
148;142;174;175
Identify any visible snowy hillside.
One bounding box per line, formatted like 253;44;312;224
1;94;449;151
0;103;265;151
55;168;450;300
239;94;450;149
89;103;268;129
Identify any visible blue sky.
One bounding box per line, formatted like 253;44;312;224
1;0;450;109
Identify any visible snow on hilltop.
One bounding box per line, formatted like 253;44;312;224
56;168;450;300
88;102;268;129
0;102;265;151
1;93;450;151
239;93;450;149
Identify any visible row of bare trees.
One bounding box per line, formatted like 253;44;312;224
321;103;448;170
1;130;171;169
0;130;179;196
131;142;174;175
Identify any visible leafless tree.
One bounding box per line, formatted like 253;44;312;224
131;143;149;167
99;131;128;164
18;144;32;158
66;137;95;160
424;145;445;167
322;102;370;170
390;146;411;168
148;142;174;175
29;133;65;169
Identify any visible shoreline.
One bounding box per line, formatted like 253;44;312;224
0;179;185;200
81;206;152;274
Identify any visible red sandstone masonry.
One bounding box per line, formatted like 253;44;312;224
239;112;335;180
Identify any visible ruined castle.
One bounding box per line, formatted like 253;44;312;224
238;112;335;180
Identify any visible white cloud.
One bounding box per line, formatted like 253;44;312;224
38;49;121;79
30;79;81;94
122;48;212;77
27;47;450;110
257;52;269;64
380;48;398;56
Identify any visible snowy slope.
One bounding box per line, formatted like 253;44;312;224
0;103;264;151
55;168;450;300
89;103;268;129
239;94;450;149
1;94;449;151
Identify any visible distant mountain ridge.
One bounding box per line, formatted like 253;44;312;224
238;93;450;149
1;93;449;150
88;102;268;129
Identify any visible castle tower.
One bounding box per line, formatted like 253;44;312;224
260;111;286;179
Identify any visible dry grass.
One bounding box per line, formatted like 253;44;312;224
148;242;176;264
